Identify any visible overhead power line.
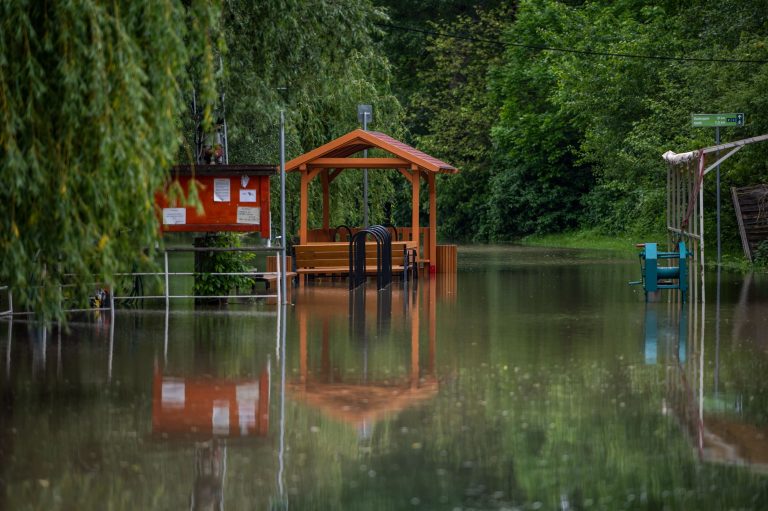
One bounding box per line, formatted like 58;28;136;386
379;23;768;64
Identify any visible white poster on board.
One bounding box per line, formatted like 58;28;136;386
213;178;231;202
237;207;260;225
239;189;257;202
162;208;186;225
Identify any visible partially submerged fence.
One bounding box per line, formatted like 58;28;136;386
0;245;285;317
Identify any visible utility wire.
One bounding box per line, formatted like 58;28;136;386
379;22;768;64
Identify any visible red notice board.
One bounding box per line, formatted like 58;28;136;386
156;164;276;237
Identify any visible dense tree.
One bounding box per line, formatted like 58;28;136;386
390;0;768;245
221;0;403;237
0;0;220;322
406;5;513;241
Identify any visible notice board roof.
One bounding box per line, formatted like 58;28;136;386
171;164;277;177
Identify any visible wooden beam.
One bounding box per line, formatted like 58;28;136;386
310;157;410;168
428;172;437;272
300;171;308;245
411;288;420;389
411;164;420;254
306;166;323;182
328;168;343;183
321;170;330;230
397;168;413;183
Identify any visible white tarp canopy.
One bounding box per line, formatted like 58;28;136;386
662;133;768;175
662;149;698;165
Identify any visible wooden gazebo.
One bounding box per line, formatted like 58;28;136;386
285;129;458;272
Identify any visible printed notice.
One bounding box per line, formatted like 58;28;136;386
161;380;185;409
213;178;231;202
237;206;260;225
162;208;186;225
239;189;257;202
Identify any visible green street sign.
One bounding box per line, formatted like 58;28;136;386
691;113;745;127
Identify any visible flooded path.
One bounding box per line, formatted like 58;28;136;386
2;246;768;509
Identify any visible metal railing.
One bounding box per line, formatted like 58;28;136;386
0;245;286;317
113;246;285;305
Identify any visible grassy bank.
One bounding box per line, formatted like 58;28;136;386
522;229;759;272
521;230;659;254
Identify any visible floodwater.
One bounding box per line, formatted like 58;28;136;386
2;245;768;510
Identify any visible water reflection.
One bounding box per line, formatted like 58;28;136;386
0;308;282;510
3;248;768;510
644;288;768;474
290;283;438;432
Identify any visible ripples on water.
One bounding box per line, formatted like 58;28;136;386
1;246;768;510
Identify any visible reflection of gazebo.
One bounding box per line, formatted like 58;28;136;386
288;283;439;428
285;129;458;272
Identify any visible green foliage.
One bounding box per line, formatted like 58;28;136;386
220;0;403;236
384;0;768;248
0;0;220;322
406;5;512;242
753;240;768;266
192;233;254;299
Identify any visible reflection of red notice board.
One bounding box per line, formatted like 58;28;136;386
152;368;270;439
156;164;276;237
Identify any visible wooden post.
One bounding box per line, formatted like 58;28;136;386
428;274;436;376
428;172;437;272
299;166;308;245
411;289;420;389
411;164;420;258
321;169;330;230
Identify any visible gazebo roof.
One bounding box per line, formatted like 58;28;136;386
285;129;458;174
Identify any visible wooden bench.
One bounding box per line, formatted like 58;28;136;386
294;242;409;283
248;256;297;302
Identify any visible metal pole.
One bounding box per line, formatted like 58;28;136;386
280;111;288;304
277;304;287;505
5;317;12;378
716;126;721;267
164;251;170;308
363;113;369;227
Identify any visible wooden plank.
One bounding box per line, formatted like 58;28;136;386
294;242;408;273
309;157;410;168
436;245;457;274
297;266;405;274
731;185;768;262
428;173;437;272
412;164;420;260
300;171;308;244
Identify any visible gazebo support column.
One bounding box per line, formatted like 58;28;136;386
321;169;330;230
411;165;420;258
299;168;309;245
428;172;437;273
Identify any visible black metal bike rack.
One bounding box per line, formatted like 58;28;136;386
349;225;392;290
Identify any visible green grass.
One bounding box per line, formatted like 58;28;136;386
521;229;661;254
522;229;766;273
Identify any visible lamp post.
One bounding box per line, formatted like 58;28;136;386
358;104;372;227
279;110;288;304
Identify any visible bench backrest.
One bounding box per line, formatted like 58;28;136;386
295;242;407;269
